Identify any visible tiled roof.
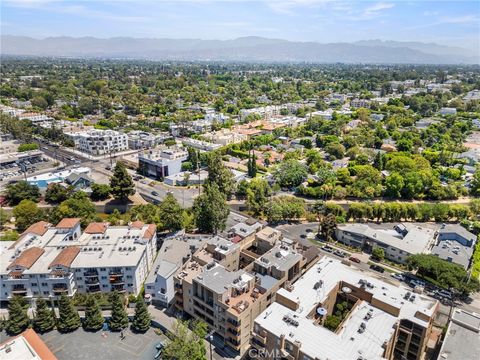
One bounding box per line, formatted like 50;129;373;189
142;224;156;239
84;222;108;234
49;247;80;268
0;328;58;360
7;247;45;270
55;218;81;228
8;221;51;249
131;220;145;229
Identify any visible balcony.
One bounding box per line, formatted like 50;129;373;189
226;318;241;328
227;328;241;337
109;275;124;284
86;285;101;293
111;284;126;292
52;285;68;294
85;279;100;285
12;286;27;296
84;271;99;277
252;331;267;345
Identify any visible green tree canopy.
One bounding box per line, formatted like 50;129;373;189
109;291;129;331
274;159;308;188
163;320;208;360
193;183;229;234
33;298;56;333
158;193;185;232
13;199;45;232
205;152;235;199
90;183;111;201
6;296;30;335
6;181;41;206
110;162;135;202
131;298;150;332
83;295;104;331
45;183;71;204
57;294;81;333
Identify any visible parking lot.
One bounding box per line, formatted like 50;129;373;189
0;155;53;182
38;327;168;360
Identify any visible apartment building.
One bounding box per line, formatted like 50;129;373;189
335;223;436;264
138;147;188;180
0;219;157;303
182;138;222;152
173;235;312;355
144;239;191;307
73;129;128;155
252;257;439;360
203;129;248;146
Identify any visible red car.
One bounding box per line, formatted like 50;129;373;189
349;256;361;264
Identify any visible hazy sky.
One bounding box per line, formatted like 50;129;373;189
2;0;479;49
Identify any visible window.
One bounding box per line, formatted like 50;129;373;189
100;268;106;271
32;283;38;287
77;277;82;281
103;285;108;288
33;291;39;295
160;288;166;294
41;282;48;287
43;291;49;295
101;276;107;280
40;274;46;278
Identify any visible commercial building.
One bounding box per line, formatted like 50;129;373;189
0;328;57;360
335;223;436;264
138;147;188;180
73;129;128;155
126;131;169;150
144;239;191;307
0;219;157;303
438;309;480;360
173;234;313;355
252;257;439;360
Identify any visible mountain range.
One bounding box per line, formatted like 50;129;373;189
1;35;478;64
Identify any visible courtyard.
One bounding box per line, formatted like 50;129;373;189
16;327;168;360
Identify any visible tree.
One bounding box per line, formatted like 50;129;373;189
246;178;272;216
320;213;337;241
110;162;135;202
158;193;184;231
163;320;208;360
205;152;235;199
471;166;480;197
247;152;257;178
48;191;97;228
6;181;40;205
18;143;39;152
131;298;150;332
274;160;308;188
385;173;404;198
187;147;199;171
33;298;56;333
13;199;44;232
90;183;111;201
6;296;30;335
372;247;385;261
193;183;229;234
45;183;70;204
325;142;345;160
373;152;384;170
83;295;104;331
109;291;129;331
57;294;80;333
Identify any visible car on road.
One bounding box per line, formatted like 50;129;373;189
370;264;385;273
105;166;111;170
349;256;361;263
151;191;159;197
391;273;404;281
321;245;334;253
333;250;347;258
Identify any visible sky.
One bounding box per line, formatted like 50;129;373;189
1;0;479;49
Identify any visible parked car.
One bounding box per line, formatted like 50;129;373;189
370;264;385;273
391;273;404;281
333;250;347;258
322;246;333;253
349;256;361;264
151;191;159;197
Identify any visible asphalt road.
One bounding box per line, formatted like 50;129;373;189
34;139;92;166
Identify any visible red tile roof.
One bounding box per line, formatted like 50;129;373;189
84;222;109;234
8;221;51;249
7;247;45;270
131;220;145;229
55;218;81;228
49;247;80;268
0;328;58;360
142;224;156;239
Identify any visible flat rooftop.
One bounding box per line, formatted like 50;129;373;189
439;309;480;360
255;257;438;360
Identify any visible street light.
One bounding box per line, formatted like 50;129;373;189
209;335;213;360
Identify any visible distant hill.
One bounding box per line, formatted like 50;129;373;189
1;35;478;64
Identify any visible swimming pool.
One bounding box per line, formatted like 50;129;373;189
28;177;63;188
